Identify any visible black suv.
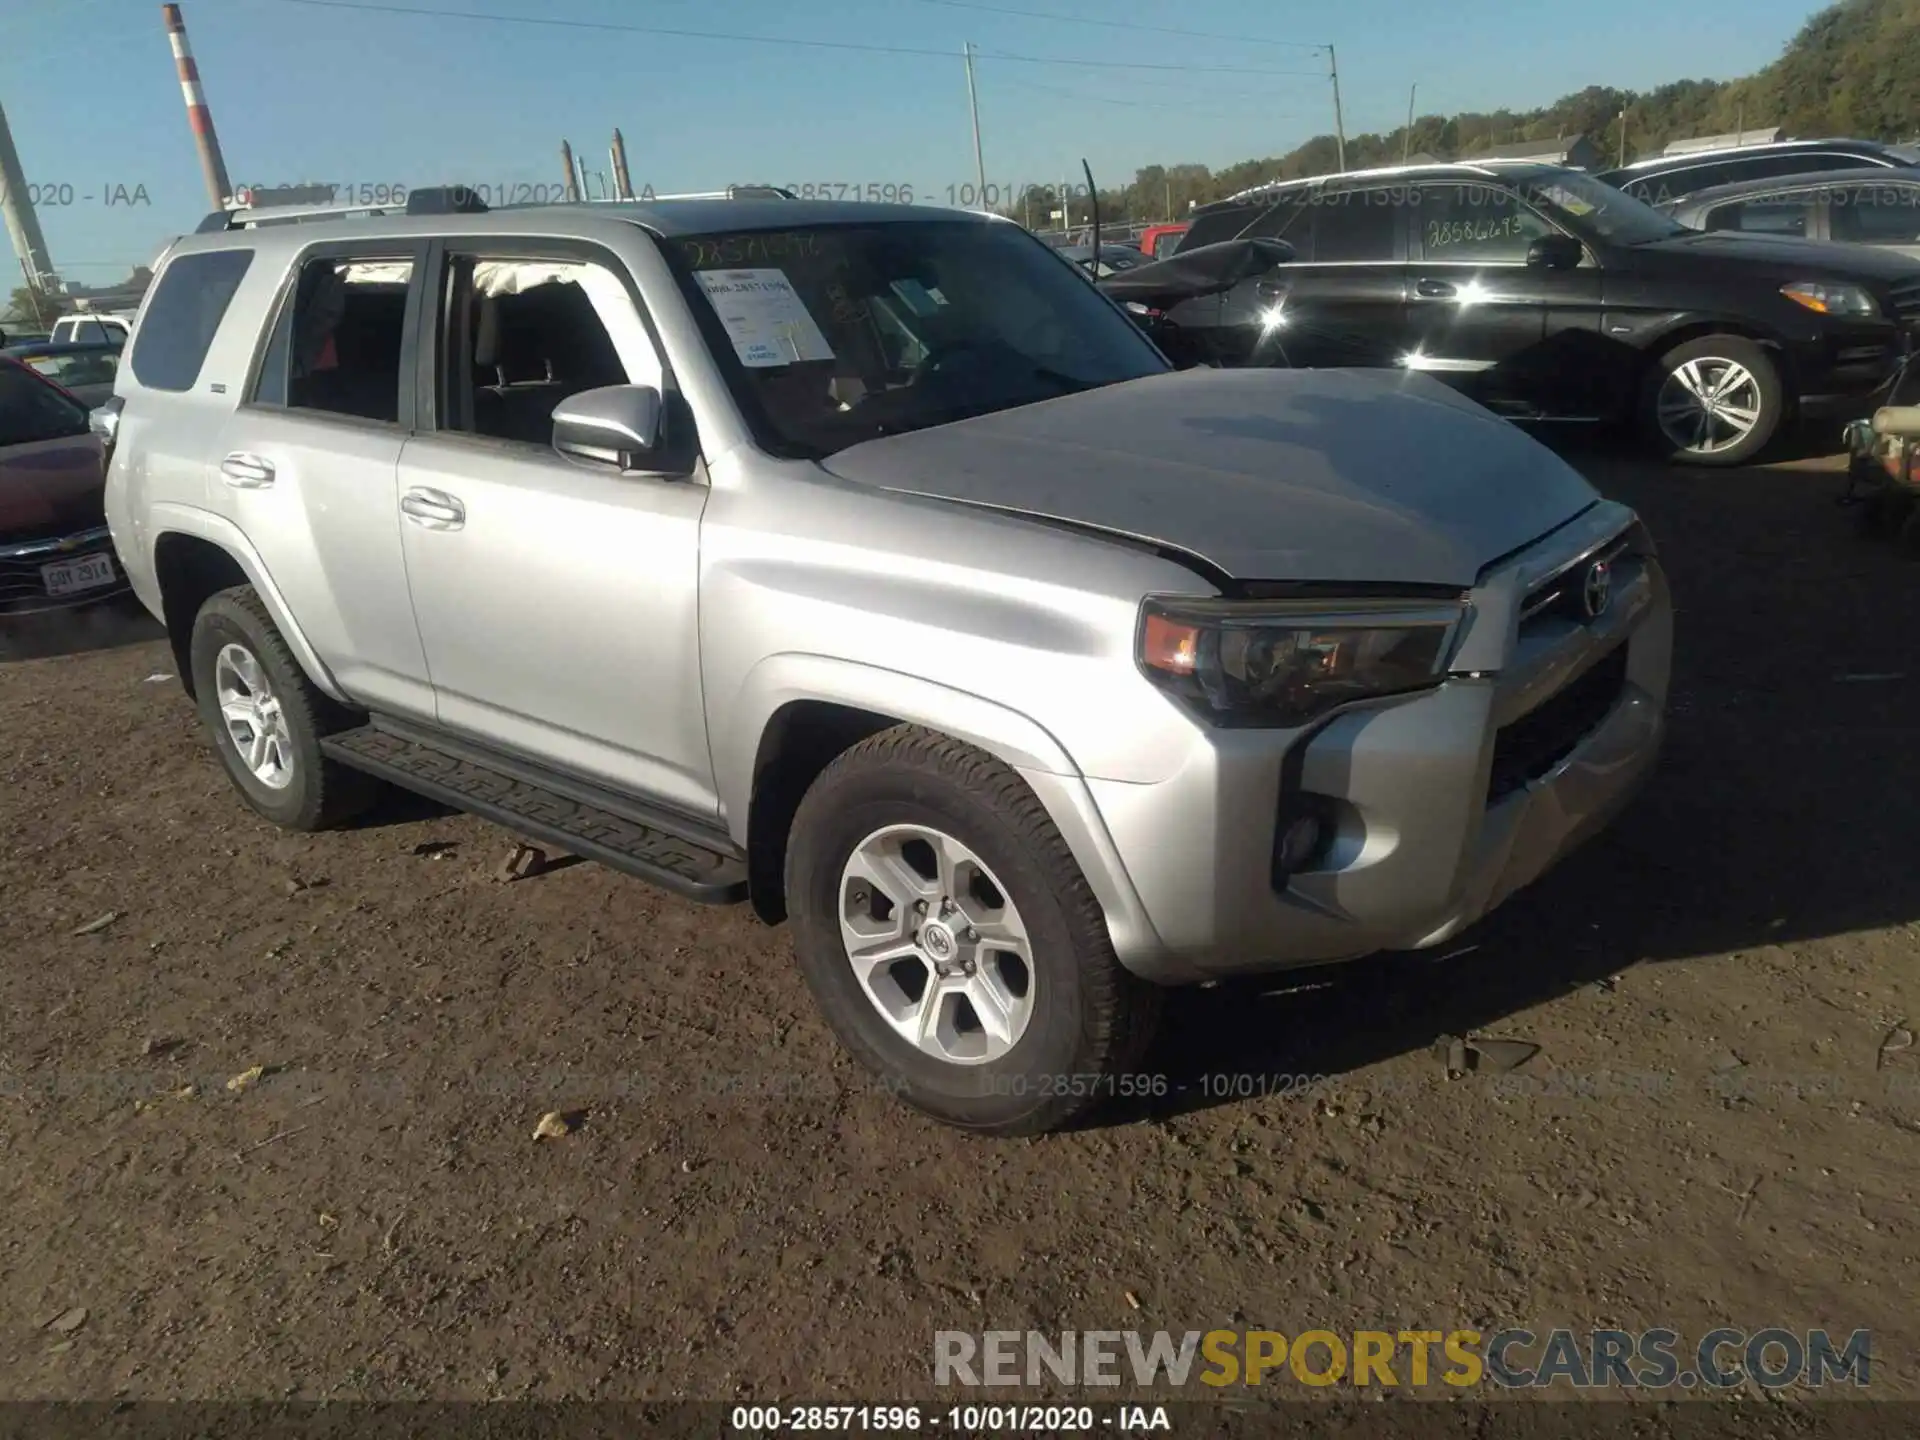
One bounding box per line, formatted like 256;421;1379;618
1170;161;1920;465
1596;138;1920;208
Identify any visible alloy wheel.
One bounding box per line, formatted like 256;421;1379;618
838;823;1036;1065
214;642;295;790
1656;356;1764;456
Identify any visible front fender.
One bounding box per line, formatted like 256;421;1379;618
715;652;1176;978
149;502;350;704
716;652;1078;839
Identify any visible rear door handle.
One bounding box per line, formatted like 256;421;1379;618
400;487;466;530
1416;278;1458;299
220;452;275;488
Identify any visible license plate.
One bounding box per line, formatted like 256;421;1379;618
40;552;117;597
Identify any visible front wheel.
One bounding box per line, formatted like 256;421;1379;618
1641;335;1783;467
784;726;1161;1136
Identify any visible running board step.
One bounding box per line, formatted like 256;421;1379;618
320;726;748;903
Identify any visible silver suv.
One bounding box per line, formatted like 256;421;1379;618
100;187;1673;1134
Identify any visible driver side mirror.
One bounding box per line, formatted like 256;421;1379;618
1527;234;1584;270
552;384;664;471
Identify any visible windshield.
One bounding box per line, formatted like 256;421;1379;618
1517;169;1688;245
671;219;1168;459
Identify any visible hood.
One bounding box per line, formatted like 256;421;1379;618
0;434;107;538
819;367;1597;587
1633;229;1920;283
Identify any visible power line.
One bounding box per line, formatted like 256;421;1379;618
991;75;1299;117
906;0;1327;52
278;0;1327;76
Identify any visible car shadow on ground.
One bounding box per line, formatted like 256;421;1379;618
1107;445;1920;1125
0;595;163;663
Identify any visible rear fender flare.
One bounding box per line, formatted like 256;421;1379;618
149;501;349;703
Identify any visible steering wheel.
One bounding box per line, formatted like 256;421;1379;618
911;338;984;382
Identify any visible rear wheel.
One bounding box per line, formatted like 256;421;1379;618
188;586;376;831
1641;335;1783;467
784;726;1161;1136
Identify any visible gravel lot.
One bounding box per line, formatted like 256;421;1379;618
2;444;1917;1407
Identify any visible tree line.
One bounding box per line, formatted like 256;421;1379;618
1021;0;1920;227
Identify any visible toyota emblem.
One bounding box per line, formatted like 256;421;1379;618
1581;560;1613;620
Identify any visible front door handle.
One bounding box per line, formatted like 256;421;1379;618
220;452;275;488
1416;278;1458;299
1254;278;1289;301
400;487;465;530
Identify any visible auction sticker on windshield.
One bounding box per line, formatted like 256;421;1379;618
696;268;834;368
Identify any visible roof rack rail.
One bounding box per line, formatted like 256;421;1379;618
617;184;798;202
194;184;491;234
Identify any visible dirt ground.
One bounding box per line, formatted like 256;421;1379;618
2;442;1918;1408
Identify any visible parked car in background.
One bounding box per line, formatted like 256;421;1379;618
48;312;135;346
1661;168;1920;259
1057;243;1153;277
1596;138;1920;208
1174;160;1920;465
0;355;122;612
1;341;124;408
1138;223;1190;258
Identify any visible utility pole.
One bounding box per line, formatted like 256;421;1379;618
963;43;988;209
1617;108;1628;168
1328;45;1347;172
0;98;57;301
1165;178;1172;222
1403;83;1417;162
1735;99;1746;144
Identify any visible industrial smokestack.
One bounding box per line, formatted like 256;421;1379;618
162;4;233;210
610;129;634;201
560;141;580;203
0;98;58;305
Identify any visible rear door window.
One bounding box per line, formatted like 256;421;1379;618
251;254;418;425
1306;189;1400;262
130;249;254;392
1830;183;1920;244
1703;192;1815;238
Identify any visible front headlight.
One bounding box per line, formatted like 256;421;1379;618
1137;596;1464;728
1782;281;1881;319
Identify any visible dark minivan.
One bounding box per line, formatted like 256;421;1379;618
1596;138;1920;208
1170;160;1920;465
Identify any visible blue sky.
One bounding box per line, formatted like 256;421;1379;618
3;0;1821;288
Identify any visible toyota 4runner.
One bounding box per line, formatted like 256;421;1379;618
100;187;1673;1134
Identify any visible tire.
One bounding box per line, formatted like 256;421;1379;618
784;725;1161;1136
188;585;376;831
1640;334;1784;468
